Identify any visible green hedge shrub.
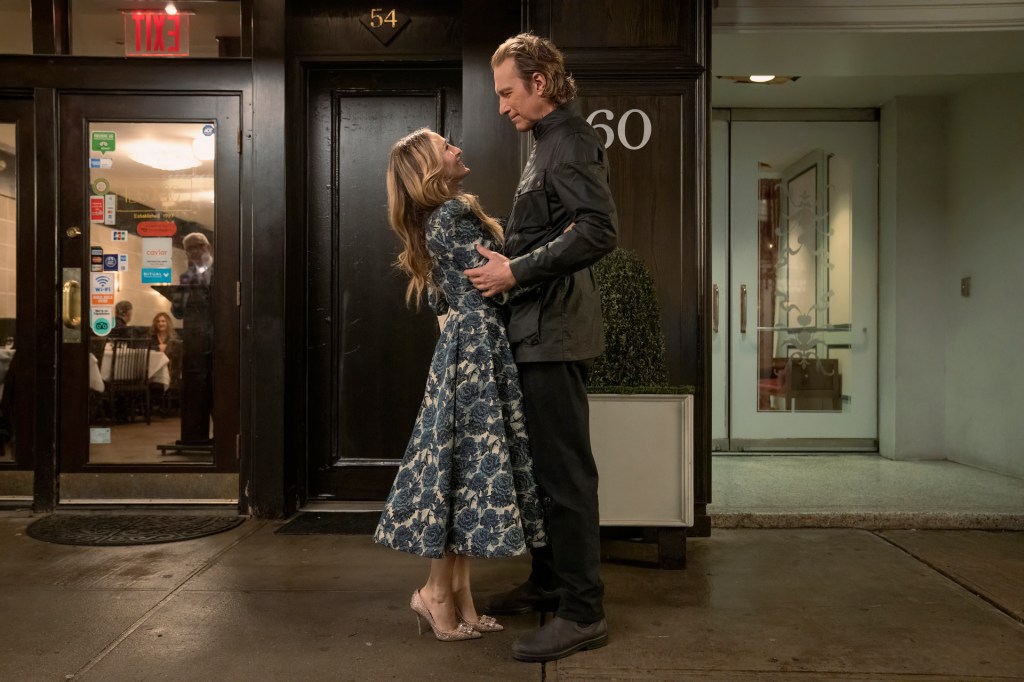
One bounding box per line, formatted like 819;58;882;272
587;248;691;394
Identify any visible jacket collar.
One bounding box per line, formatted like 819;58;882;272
532;100;580;141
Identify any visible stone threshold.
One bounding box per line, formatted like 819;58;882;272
712;511;1024;530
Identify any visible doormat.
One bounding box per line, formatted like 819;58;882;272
26;514;245;546
275;511;379;535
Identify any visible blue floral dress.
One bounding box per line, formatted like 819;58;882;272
373;198;547;559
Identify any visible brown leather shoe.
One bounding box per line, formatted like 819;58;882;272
483;581;560;615
512;616;608;662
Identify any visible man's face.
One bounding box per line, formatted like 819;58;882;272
185;243;210;267
493;58;555;132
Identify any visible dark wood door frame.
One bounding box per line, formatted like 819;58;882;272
56;93;241;476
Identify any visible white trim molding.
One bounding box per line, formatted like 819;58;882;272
713;0;1024;33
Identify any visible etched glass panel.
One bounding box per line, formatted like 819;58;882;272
757;150;851;412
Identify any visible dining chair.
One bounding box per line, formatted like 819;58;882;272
105;339;152;425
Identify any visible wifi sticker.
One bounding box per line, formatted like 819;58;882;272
91;272;115;306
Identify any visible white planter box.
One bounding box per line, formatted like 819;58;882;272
588;393;694;527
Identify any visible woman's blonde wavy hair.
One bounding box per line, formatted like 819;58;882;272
386;128;503;307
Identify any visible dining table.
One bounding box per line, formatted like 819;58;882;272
88;353;105;392
98;345;171;388
1;350;109;396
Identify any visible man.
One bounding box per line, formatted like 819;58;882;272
179;232;214;287
171;231;214;445
110;300;134;338
465;32;617;663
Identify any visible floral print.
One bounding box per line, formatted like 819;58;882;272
374;199;547;559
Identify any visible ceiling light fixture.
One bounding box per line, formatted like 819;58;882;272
125;140;201;172
165;2;178;15
717;75;800;85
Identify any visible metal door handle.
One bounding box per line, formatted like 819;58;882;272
712;284;719;334
740;284;747;334
62;279;81;329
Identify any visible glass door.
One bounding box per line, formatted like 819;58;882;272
57;94;240;502
714;119;878;450
0;97;33;499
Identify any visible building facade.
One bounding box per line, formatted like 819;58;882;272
0;1;714;533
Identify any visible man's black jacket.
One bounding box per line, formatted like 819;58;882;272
505;103;618;363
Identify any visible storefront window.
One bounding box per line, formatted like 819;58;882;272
71;0;241;58
0;1;32;55
0;123;16;463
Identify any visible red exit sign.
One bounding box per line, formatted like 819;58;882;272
123;11;190;57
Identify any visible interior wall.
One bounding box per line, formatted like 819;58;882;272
878;96;948;460
0;194;14;320
944;74;1024;478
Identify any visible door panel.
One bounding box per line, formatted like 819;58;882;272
306;68;461;501
57;94;240;499
714;119;878;449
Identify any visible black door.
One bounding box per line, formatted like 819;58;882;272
56;93;241;501
306;67;461;501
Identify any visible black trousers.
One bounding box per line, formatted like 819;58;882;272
518;360;605;624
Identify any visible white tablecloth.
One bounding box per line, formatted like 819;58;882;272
0;348;13;400
99;346;171;388
88;353;104;392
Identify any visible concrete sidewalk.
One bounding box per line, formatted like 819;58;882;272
1;514;1022;681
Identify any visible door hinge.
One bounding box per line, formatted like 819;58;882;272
237;128;242;154
235;433;240;460
236;281;240;306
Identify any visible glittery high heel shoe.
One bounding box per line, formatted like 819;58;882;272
456;608;505;633
410;590;481;642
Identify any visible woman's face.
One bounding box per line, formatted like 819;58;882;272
429;132;470;184
155;315;168;332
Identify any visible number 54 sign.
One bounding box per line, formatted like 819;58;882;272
369;8;397;27
360;8;410;45
586;109;652;150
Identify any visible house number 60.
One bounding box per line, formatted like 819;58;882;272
586;109;652;150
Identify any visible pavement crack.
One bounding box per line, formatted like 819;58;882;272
66;519;266;680
872;530;1024;627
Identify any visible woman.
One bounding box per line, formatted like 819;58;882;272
148;312;183;395
148;312;179;354
374;129;546;642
